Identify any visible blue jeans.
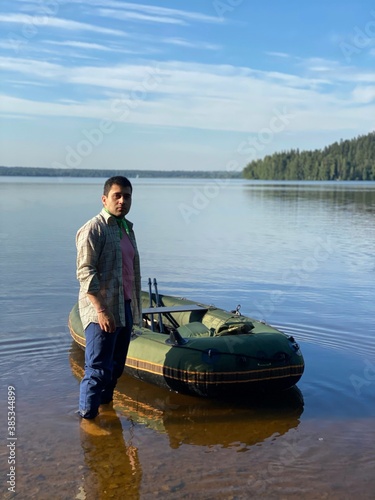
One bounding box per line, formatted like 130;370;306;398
79;301;133;419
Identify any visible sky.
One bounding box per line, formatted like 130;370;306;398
1;0;375;172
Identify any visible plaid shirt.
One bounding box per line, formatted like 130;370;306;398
76;208;141;331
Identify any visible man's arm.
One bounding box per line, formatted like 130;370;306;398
76;221;116;333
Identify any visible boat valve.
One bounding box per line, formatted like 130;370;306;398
231;304;242;316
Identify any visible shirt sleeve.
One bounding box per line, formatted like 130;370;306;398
76;221;103;295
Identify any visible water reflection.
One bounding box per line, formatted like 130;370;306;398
243;181;375;216
79;408;142;500
70;344;304;454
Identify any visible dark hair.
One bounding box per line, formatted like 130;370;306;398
103;176;133;196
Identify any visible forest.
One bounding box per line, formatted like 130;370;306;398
243;131;375;180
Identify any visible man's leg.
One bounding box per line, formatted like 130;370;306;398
79;323;118;419
100;301;133;404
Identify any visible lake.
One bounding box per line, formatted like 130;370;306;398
0;177;374;499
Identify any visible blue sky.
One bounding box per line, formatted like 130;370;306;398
1;0;374;171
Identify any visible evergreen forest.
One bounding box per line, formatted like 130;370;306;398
243;132;375;181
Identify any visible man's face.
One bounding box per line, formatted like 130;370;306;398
102;184;132;218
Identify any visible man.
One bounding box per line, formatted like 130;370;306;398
76;176;141;419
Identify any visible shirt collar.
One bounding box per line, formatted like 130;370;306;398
100;208;133;229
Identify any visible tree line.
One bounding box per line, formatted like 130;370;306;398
243;131;375;180
1;131;374;181
0;166;241;179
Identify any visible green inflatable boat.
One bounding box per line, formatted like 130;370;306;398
68;286;305;398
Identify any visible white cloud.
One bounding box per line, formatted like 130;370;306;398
44;39;141;54
301;57;375;85
79;0;223;24
352;85;375;103
162;38;220;51
4;79;52;87
97;8;187;25
266;51;292;59
2;54;371;95
0;13;126;36
2;62;374;135
0;112;34;120
111;1;222;23
46;40;115;51
1;53;374;136
0;56;63;78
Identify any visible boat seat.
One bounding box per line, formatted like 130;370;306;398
176;322;212;338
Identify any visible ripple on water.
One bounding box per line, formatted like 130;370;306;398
281;321;375;358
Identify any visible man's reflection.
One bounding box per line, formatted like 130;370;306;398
79;405;142;499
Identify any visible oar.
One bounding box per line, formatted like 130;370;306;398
148;277;154;331
153;278;164;333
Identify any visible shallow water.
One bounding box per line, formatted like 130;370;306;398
0;178;374;499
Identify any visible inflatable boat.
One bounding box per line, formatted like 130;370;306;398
68;282;304;398
70;345;304;447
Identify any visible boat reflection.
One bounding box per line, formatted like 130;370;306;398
70;343;304;453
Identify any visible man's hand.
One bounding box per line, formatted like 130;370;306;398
98;310;116;333
86;292;116;333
